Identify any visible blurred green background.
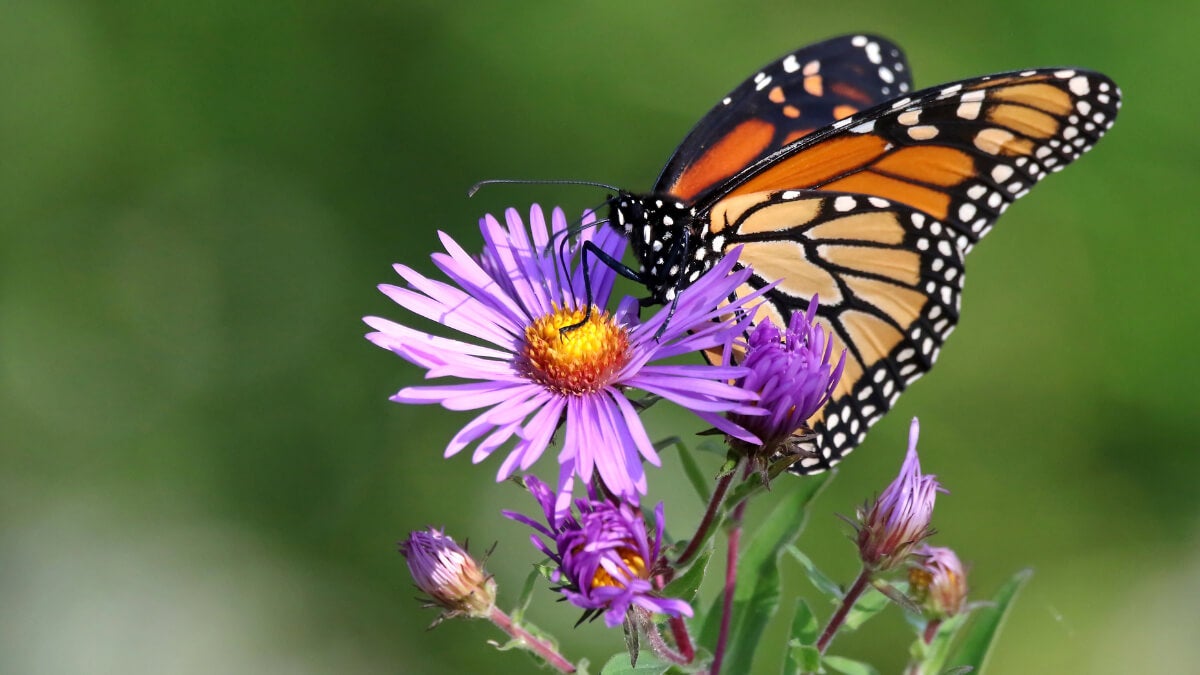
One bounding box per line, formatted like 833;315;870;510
2;1;1197;673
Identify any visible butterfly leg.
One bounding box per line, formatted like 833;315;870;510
560;240;646;337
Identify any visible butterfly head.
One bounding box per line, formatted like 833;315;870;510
609;192;703;303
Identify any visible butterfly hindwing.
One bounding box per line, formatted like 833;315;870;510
707;190;965;471
656;34;912;202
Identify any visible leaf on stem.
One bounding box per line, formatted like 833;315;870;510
948;569;1033;673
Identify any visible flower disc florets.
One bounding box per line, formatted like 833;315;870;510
521;305;630;394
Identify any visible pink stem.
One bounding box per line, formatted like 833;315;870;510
816;568;871;654
676;468;735;566
488;606;575;673
708;493;749;674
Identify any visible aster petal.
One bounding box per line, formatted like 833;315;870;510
514;396;567;471
364;317;512;363
379;277;518;347
472;419;524;466
480;211;553;316
394;380;529;410
692;409;763;445
608;389;660;467
625;375;759;411
434;230;532;321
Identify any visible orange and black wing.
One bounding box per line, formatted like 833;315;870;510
708;190;965;472
655;34;911;203
710;69;1121;251
702;69;1120;472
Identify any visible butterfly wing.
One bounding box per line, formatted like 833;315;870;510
707;190;964;471
699;69;1120;472
656;34;912;203
711;69;1121;249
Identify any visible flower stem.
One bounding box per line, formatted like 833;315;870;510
708;487;749;674
667;614;695;664
635;607;693;666
676;466;736;566
816;568;871;654
488;606;575;673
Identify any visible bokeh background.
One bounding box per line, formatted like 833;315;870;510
2;2;1197;673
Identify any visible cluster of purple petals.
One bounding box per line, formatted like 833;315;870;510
504;476;693;627
730;295;845;452
857;418;945;570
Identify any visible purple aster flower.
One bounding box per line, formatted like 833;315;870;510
504;475;692;628
909;544;968;618
727;295;845;464
855;418;945;572
399;528;497;621
365;204;765;508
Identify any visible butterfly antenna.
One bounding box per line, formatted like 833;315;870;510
468;178;621;198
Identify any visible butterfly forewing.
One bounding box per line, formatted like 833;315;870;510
656;34;912;202
711;69;1120;252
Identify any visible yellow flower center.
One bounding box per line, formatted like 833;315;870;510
521;304;630;394
590;546;649;589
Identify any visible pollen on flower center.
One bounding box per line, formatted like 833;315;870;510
591;546;648;589
521;304;630;394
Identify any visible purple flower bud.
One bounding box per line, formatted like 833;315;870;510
728;295;845;463
399;528;496;619
855;418;944;572
909;545;968;618
504;476;692;628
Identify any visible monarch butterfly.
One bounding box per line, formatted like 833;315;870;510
599;34;1120;473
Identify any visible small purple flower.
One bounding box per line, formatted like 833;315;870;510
504;475;692;628
855;418;945;572
399;528;496;620
909;545;968;618
365;204;764;508
728;295;845;461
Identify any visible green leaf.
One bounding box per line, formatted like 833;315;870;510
599;651;670;675
823;654;881;675
783;599;821;674
655;436;711;503
785;643;822;675
909;613;971;674
841;584;889;632
720;472;833;673
511;565;541;621
786;546;843;600
949;568;1032;674
790;598;820;645
663;542;713;606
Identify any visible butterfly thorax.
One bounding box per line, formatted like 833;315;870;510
610;192;714;304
